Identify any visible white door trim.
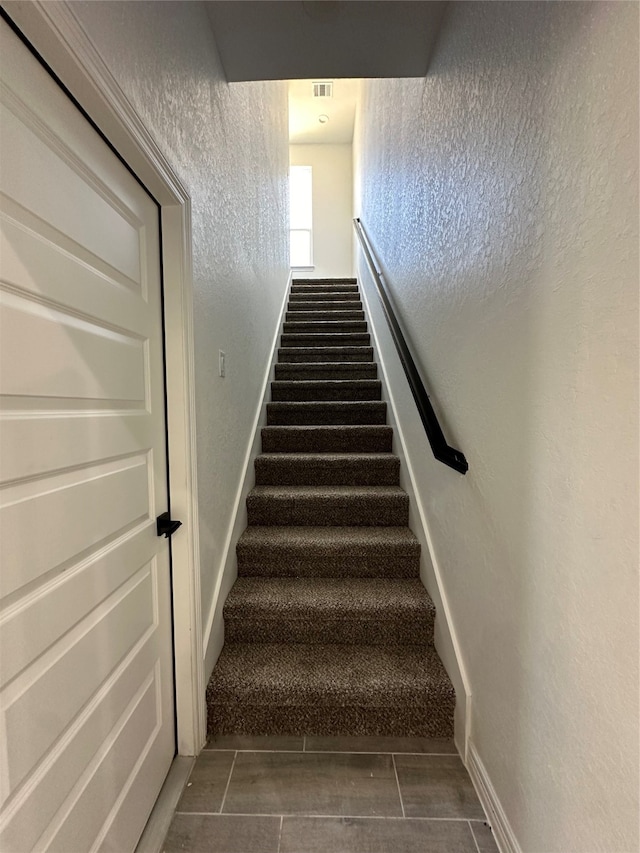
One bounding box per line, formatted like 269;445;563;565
3;0;206;757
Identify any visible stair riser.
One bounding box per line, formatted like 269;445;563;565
274;364;377;381
281;334;370;347
267;402;387;425
271;381;381;402
283;321;368;334
287;301;363;312
246;494;409;526
254;458;400;486
277;347;373;363
291;286;359;295
290;293;360;303
261;426;392;453
292;279;358;285
237;554;420;578
289;292;360;302
208;704;455;738
285;311;365;322
224;615;433;646
293;278;357;286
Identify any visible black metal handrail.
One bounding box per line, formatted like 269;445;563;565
353;218;468;475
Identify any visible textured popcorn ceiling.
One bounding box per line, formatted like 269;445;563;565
355;2;638;850
70;1;290;637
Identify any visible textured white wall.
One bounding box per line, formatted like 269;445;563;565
355;2;639;851
70;1;289;664
290;144;353;278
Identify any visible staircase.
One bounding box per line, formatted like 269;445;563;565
206;278;455;737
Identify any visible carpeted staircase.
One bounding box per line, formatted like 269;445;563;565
206;278;455;737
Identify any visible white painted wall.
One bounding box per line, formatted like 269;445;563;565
290;144;353;278
69;1;289;675
354;3;639;851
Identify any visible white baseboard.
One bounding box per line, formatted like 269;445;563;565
467;740;522;853
202;270;293;678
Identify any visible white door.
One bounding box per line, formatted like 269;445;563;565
0;20;175;853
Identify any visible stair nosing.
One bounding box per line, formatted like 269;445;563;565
225;577;434;614
248;484;408;496
267;400;385;406
271;379;381;389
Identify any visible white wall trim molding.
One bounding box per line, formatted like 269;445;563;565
2;1;190;206
355;245;472;757
203;270;294;677
467;741;522;853
4;0;206;756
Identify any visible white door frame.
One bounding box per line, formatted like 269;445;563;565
3;0;206;757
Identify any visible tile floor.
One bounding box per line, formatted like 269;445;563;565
162;735;499;853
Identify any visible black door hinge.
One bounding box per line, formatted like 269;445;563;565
156;511;182;538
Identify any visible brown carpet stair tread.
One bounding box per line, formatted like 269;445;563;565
266;401;387;426
291;282;358;288
261;425;392;453
236;525;421;579
237;524;420;557
286;315;364;325
283;323;369;336
291;284;358;299
277;346;373;363
224;577;435;645
254;453;400;486
285;310;365;321
274;363;377;380
289;292;360;302
287;300;363;312
271;379;382;402
292;279;358;286
208;644;455;709
280;333;371;347
291;285;359;293
246;485;409;527
254;451;399;466
248;484;407;495
293;277;357;285
225;577;435;620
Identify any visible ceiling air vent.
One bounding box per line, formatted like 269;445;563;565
312;81;333;98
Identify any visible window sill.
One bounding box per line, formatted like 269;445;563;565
290;265;315;271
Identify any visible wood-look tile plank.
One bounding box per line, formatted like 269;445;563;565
175;752;236;813
222;752;402;817
394;755;485;819
305;736;457;754
163;814;280;853
279;816;478;853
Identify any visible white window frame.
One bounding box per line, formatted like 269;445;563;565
289;164;313;268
